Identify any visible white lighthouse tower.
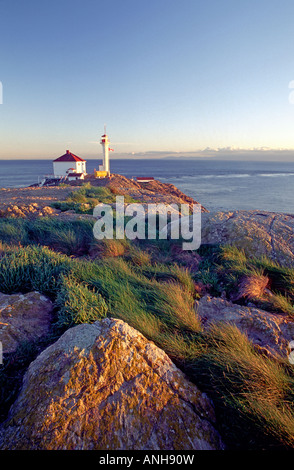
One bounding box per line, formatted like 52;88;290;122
99;127;111;176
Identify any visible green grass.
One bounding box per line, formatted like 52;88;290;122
51;184;139;214
1;220;294;449
0;217;96;256
0;244;72;296
55;274;108;328
0;218;29;245
218;245;294;316
192;244;294;317
188;323;294;449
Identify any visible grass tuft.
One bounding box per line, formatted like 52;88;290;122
55;274;108;328
190;322;294;449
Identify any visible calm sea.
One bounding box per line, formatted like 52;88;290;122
0;158;294;214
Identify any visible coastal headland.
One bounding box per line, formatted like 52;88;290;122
0;174;294;451
0;173;207;217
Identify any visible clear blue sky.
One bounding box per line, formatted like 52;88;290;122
1;0;294;159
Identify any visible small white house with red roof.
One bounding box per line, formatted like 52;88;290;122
53;150;87;178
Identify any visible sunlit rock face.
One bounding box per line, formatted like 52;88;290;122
200;210;294;267
0;291;53;353
195;294;294;360
0;318;224;450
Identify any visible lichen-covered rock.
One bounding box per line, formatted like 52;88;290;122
195;295;294;358
0;203;59;218
0;291;53;353
201;210;294;267
0;318;224;450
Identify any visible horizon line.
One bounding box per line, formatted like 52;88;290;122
1;147;294;161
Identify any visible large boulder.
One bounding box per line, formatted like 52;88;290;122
201;210;294;267
162;209;294;265
0;291;53;353
0;318;224;450
195;295;294;359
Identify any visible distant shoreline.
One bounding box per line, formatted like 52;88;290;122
1;149;294;162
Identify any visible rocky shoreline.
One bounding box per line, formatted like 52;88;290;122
1;175;294;450
0;173;207;218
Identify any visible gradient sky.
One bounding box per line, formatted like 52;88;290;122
1;0;294;159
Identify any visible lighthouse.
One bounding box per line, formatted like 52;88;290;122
98;128;112;176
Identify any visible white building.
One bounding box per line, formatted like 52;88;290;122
99;132;113;175
53;150;87;177
67;169;85;181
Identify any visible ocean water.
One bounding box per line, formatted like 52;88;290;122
0;158;294;214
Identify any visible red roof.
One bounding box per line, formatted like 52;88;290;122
53;150;86;163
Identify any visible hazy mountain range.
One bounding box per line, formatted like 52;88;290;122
100;147;294;161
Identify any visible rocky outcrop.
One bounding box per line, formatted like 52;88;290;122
201;210;294;267
87;173;207;211
0;318;224;450
0;291;53;353
195;295;294;359
0;185;81;217
0;203;58;218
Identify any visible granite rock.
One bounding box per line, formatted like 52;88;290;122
0;318;224;450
